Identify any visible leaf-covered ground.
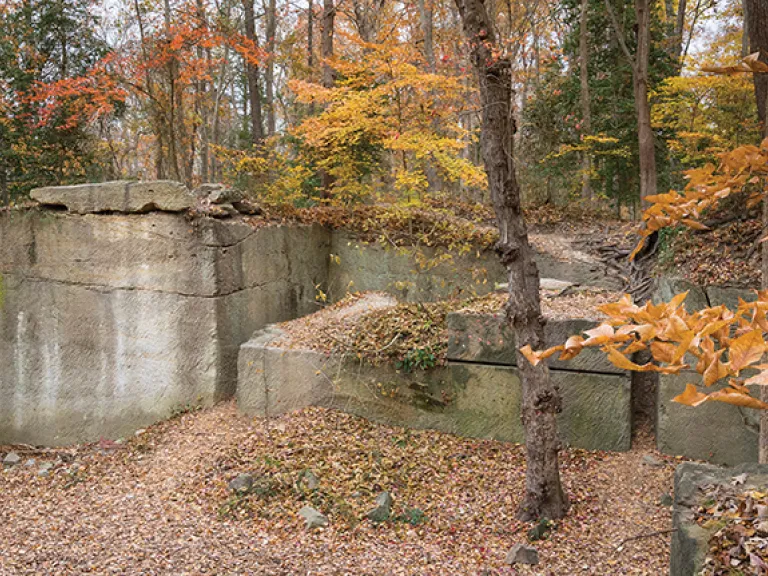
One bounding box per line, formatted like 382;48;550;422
696;482;768;574
275;289;619;368
0;403;673;575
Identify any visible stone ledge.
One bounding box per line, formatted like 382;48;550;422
31;180;195;214
237;327;632;451
445;311;624;374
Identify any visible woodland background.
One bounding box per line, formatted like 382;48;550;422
0;0;760;215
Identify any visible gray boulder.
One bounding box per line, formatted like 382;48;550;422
3;452;21;468
505;544;539;565
37;462;54;477
298;506;328;530
366;491;393;523
194;183;243;204
229;473;254;494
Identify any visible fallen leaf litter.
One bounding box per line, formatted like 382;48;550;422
1;403;673;574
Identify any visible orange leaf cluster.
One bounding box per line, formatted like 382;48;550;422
522;291;768;411
631;137;768;259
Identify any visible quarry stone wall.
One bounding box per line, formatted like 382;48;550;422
0;198;330;444
1;180;763;458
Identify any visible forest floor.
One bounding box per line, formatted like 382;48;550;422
0;403;675;575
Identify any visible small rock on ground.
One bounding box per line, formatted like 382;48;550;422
229;473;254;493
3;452;21;468
37;462;54;477
366;491;393;523
642;455;665;468
505;544;539;565
298;506;328;530
300;469;319;490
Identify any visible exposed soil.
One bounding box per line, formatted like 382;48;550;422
0;403;675;575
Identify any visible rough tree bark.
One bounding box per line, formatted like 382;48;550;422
321;0;335;89
745;0;767;131
265;0;277;136
320;0;335;193
605;0;657;203
244;0;264;147
418;0;435;72
453;0;569;521
579;0;592;203
745;0;768;463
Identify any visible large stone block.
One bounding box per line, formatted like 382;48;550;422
31;180;196;214
237;330;632;451
328;232;619;303
657;372;759;465
328;232;505;302
671;462;768;576
0;211;221;295
445;311;622;374
706;285;757;311
0;275;219;445
654;276;709;313
0;208;332;444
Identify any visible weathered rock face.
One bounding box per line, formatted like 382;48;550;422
445;312;621;374
653;282;762;466
237;326;632;452
0;206;330;445
671;462;768;576
657;372;759;465
31;181;196;214
328;231;619;303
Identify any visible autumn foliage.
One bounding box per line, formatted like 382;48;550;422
523;290;768;410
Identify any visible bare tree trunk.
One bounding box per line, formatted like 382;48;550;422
453;0;568;521
742;0;750;57
265;0;277;136
307;0;315;115
320;0;335;194
605;0;657;203
321;0;335;88
163;0;182;181
745;0;768;131
579;0;592;203
244;0;264;147
419;0;435;72
744;0;768;464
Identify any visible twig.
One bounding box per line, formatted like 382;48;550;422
614;528;677;550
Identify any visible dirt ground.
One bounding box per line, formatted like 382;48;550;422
0;403;674;575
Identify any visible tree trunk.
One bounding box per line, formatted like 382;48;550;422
453;0;569;521
634;0;657;203
419;0;435;72
742;0;750;58
745;0;768;131
320;0;335;194
745;0;768;463
307;0;315;115
321;0;335;88
163;0;182;182
579;0;592;203
244;0;264;147
605;0;658;204
265;0;277;136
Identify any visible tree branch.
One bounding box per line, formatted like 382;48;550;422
604;0;636;72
